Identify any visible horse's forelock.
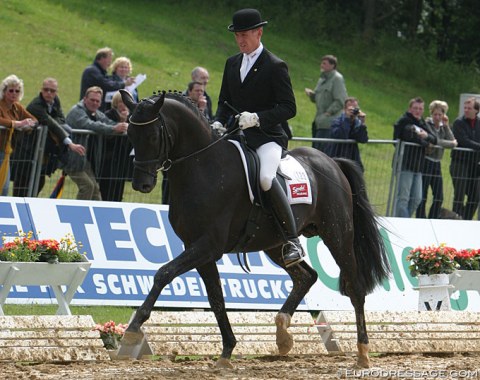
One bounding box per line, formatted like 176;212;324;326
130;95;164;124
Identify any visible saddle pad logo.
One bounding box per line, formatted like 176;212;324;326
289;183;309;198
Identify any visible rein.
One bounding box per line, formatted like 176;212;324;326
131;110;239;176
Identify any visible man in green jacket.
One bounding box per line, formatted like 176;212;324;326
305;54;347;152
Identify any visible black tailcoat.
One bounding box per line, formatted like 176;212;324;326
215;48;296;149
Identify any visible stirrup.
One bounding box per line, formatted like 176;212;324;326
282;241;305;268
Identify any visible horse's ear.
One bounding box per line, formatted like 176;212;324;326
119;89;136;113
152;91;166;114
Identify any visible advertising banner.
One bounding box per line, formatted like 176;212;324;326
0;198;479;311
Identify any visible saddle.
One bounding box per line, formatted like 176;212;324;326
228;135;290;209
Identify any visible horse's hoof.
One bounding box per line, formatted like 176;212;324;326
216;357;234;369
275;313;293;355
356;342;371;368
121;330;143;345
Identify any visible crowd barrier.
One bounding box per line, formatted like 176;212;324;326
1;126;478;219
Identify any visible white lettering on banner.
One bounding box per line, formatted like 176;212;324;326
171;278;187;296
186;277;201;297
108;275;123;295
2;198;480;311
270;280;287;298
93;274;108;295
228;279;243;298
258;280;272;299
243;279;258;298
137;275;154;294
121;275;138;295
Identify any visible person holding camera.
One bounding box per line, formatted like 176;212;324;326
324;97;368;171
393;97;437;218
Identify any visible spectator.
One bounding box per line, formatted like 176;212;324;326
19;78;85;196
186;81;209;120
65;86;128;200
325;97;368;171
105;56;138;110
80;47;134;112
416;100;457;219
103;91;133;201
190;66;214;121
213;8;303;267
393;97;437;218
450;97;480;220
305;54;347;152
0;74;37;196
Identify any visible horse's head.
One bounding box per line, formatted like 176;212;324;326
120;89;166;193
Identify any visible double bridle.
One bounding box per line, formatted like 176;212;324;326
129;110;237;178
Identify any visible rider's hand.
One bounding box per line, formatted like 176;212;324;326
211;121;226;134
237;112;259;130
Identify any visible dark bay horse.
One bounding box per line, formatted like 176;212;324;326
119;90;390;368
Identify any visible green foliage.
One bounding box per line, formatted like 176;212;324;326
1;0;479;143
407;244;459;277
454;249;480;271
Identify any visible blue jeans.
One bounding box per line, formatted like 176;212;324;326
0;151;10;196
416;159;443;219
394;170;422;218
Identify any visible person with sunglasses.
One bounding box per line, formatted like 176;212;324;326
0;74;37;196
17;78;86;196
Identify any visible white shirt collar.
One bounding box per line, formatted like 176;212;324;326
244;43;263;62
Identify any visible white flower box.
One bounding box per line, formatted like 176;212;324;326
0;261;91;316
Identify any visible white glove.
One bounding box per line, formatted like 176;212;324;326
211;121;226;134
237;112;259;129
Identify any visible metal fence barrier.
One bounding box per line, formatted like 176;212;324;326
1;126;478;219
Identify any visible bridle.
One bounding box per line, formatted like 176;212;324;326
129;108;238;178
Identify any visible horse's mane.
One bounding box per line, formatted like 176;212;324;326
150;90;209;126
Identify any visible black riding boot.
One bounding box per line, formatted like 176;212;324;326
267;178;305;267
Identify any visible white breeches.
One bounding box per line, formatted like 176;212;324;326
257;142;282;191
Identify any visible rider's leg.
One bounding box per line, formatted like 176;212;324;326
257;142;305;267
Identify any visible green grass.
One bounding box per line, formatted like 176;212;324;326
3;304;135;325
3;0;479;212
3;0;479;139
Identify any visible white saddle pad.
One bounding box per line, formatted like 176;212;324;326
228;140;312;205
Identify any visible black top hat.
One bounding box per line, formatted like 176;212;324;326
228;8;268;32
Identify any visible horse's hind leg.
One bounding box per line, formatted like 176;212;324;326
265;247;318;355
196;262;236;369
325;236;370;368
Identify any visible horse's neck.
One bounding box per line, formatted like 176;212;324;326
165;112;214;159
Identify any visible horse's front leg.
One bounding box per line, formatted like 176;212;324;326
121;247;206;345
197;262;236;369
265;247;318;355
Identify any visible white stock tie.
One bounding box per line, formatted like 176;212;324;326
240;54;255;82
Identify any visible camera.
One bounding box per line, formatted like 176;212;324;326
352;108;360;116
413;125;422;133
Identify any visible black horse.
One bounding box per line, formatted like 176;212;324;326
119;90;390;368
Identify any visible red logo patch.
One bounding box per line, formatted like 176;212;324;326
289;183;309;198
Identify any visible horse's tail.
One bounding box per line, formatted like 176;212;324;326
334;158;391;295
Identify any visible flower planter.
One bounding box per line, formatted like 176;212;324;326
449;270;480;292
416;273;452;311
0;261;91;316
